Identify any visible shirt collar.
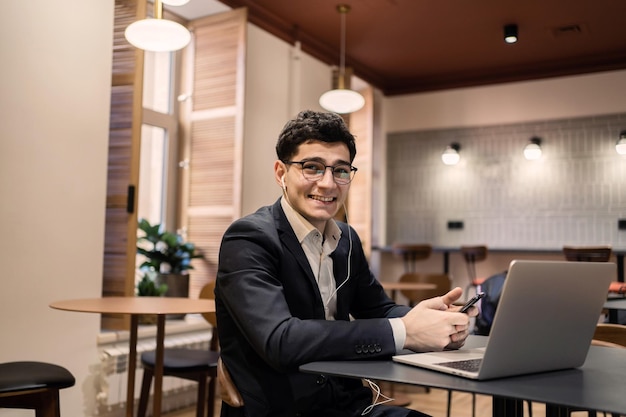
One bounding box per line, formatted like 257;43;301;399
280;196;342;247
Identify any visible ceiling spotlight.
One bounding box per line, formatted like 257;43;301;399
504;24;518;44
442;143;461;165
319;4;365;114
524;137;542;160
617;130;626;155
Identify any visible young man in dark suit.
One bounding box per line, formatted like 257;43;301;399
215;110;476;417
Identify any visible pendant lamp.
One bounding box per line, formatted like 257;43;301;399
161;0;190;5
125;0;191;52
319;5;365;114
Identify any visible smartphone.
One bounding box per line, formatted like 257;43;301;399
460;292;485;313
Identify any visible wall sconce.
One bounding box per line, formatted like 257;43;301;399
524;137;542;160
124;0;191;52
441;143;461;165
616;131;626;155
504;24;518;44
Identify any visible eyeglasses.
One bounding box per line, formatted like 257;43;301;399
282;160;358;185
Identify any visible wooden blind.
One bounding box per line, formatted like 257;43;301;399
179;8;247;298
101;0;145;330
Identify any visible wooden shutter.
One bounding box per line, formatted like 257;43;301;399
346;87;374;257
101;0;145;330
178;8;247;297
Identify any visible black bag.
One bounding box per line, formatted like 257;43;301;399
473;270;507;336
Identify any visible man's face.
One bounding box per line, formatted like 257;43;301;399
275;141;352;232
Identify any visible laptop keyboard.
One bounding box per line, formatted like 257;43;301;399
436;358;482;373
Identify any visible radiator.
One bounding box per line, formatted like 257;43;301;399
95;330;213;417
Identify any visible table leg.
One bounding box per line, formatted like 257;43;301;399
545;403;570;417
153;315;166;417
617;254;624;283
443;251;450;274
492;396;523;417
126;315;138;417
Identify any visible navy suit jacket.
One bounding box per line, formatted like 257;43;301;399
215;199;411;416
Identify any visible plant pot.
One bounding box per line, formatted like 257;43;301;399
155;273;190;320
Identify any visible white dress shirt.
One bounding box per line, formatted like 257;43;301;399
280;197;406;351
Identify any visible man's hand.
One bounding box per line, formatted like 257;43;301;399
401;287;477;352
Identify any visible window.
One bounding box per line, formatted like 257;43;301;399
103;3;246;330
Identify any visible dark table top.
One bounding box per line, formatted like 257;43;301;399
300;336;626;415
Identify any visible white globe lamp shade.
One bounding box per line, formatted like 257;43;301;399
319;89;365;114
441;144;461;165
161;0;190;5
523;143;542;160
617;133;626;155
125;18;191;52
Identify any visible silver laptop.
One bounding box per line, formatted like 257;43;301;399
393;260;615;380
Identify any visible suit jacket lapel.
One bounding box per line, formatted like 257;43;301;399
331;231;350;320
272;200;319;289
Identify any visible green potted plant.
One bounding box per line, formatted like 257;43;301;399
136;271;168;297
136;218;205;317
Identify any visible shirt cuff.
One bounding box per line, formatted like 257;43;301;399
389;317;406;353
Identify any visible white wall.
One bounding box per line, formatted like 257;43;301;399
384;70;626;132
0;1;113;416
241;25;333;216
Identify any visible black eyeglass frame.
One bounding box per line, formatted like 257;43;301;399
282;160;358;185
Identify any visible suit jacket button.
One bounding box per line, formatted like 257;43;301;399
316;375;326;385
355;345;362;354
375;344;382;353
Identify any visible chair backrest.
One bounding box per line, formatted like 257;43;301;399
591;323;626;348
199;281;217;327
460;245;488;281
563;246;612;262
398;273;451;305
391;243;432;273
461;245;488;263
199;281;218;350
218;357;244;408
200;281;245;408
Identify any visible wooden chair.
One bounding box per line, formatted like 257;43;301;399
391;243;432;273
592;323;626;348
137;282;219;417
0;361;75;417
563;246;624;296
563;246;612;262
217;357;244;408
460;245;488;300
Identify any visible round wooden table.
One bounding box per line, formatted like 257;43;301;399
50;297;215;417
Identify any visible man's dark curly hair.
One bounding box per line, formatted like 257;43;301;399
275;110;357;162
